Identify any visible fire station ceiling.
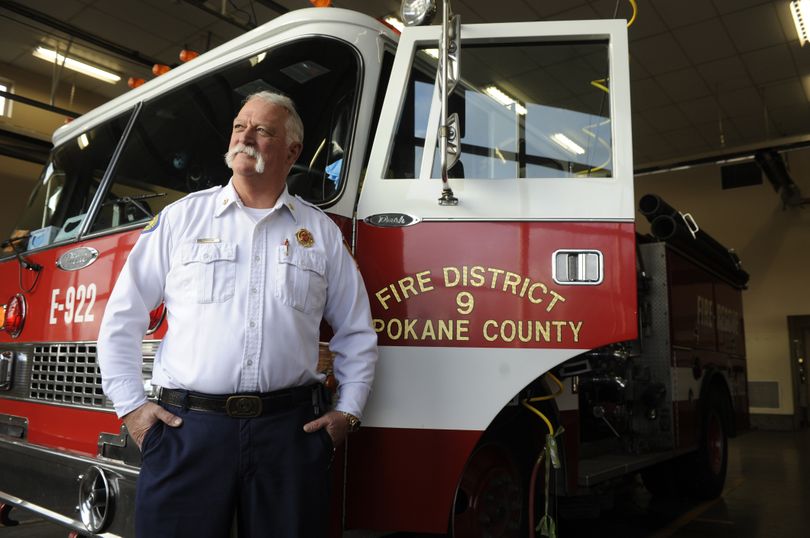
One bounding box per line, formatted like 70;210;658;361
0;0;807;172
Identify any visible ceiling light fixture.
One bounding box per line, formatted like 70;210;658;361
791;0;810;46
550;133;585;156
32;47;121;84
483;85;527;115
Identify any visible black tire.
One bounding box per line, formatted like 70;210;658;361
684;390;728;499
451;442;525;538
641;391;728;500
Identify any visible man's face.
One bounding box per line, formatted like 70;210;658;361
225;98;301;184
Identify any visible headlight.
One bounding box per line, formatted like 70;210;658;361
401;0;437;26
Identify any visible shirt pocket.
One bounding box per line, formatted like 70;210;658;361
174;242;237;303
276;246;327;314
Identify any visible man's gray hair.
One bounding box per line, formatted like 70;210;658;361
245;91;304;146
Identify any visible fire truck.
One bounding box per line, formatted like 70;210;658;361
0;2;748;537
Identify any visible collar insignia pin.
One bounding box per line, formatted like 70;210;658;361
296;228;314;248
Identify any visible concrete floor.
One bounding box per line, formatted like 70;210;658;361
564;428;810;538
3;428;809;537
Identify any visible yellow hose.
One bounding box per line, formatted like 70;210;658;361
627;0;638;28
522;399;555;435
524;372;566;538
521;372;565;435
590;78;610;94
526;371;564;402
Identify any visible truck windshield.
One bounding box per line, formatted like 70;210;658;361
7;36;360;252
8;113;131;251
386;40;612;180
90;35;360;234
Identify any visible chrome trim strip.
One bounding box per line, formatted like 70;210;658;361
0;436;140;475
0;489;124;538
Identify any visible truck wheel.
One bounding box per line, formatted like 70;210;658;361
452;443;524;538
685;391;728;499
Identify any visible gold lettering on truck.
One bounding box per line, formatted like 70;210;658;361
372;267;582;344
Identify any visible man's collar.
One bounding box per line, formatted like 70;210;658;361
278;186;298;223
214;181;240;217
215;179;297;222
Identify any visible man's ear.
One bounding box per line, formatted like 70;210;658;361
287;142;303;166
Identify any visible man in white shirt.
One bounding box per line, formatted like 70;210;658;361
98;91;377;537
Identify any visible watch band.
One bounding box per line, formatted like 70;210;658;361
341;411;361;432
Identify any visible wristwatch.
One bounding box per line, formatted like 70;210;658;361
341;411;361;432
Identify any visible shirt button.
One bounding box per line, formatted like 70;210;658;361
254;255;261;262
251;288;258;294
203;253;211;260
247;360;253;367
249;321;256;328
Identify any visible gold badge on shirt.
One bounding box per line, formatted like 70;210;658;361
295;228;314;248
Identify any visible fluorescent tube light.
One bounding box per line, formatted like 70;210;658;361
483;85;527;116
33;47;121;84
0;83;7;117
484;85;514;106
791;0;810;46
550;133;585;155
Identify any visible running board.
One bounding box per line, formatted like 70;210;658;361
577;450;688;487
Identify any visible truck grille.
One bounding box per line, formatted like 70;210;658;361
30;344;107;407
27;342;159;410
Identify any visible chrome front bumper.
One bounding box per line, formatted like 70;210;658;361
0;436;138;537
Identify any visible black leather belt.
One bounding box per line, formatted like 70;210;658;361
158;385;317;418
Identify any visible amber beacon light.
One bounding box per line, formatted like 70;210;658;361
179;49;199;62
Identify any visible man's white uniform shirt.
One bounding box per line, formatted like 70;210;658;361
98;180;377;419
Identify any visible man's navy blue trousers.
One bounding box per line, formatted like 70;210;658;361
135;398;333;538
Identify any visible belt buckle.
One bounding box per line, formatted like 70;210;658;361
226;395;263;418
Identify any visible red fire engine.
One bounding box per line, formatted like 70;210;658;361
0;3;747;537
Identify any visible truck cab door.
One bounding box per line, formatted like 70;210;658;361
348;19;637;533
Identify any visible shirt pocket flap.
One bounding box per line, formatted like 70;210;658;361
180;242;236;265
278;248;326;275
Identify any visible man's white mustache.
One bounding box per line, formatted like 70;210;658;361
224;143;265;174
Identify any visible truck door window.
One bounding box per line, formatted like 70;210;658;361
89;36;359;234
385;41;612;179
8;113;131;251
